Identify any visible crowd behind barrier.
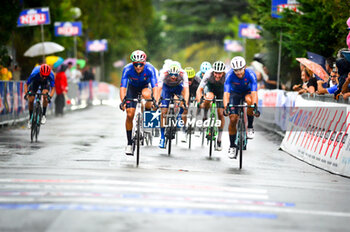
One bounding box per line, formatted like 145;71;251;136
0;80;118;126
257;89;350;177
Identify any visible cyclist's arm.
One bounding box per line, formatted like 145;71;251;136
120;87;127;102
196;87;203;102
251;91;258;105
223;92;230;110
49;87;55;98
183;87;189;107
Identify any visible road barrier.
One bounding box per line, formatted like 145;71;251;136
0;80;118;126
257;89;350;177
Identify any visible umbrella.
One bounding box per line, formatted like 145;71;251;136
76;59;86;69
63;58;76;66
296;58;329;81
341;51;350;63
24;42;64;57
45;56;64;68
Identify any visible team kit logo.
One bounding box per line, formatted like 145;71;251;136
143;110;221;128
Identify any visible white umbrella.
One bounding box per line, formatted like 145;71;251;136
24;42;65;57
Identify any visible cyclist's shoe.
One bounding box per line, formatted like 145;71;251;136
27;120;32;129
247;128;255;139
125;145;133;156
216;141;222;151
41;115;46;125
228;146;237;159
181;131;187;143
159;138;166;149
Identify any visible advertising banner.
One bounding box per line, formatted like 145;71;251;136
224;40;244;52
271;0;300;18
86;40;108;52
238;23;262;39
17;7;50;27
54;22;82;37
280;95;350;177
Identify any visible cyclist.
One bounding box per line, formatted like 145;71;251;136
182;67;201;142
158;62;189;148
196;61;226;151
196;61;212;79
120;50;158;155
224;56;259;159
24;64;55;128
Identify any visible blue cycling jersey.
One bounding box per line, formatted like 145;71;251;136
26;66;55;87
224;68;257;93
120;63;158;88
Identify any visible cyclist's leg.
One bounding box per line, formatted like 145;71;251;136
244;92;254;128
159;85;171;147
41;86;50;117
27;83;36;121
228;92;244;148
244;92;255;139
214;88;225;144
125;85;138;146
141;87;152;110
203;91;214;121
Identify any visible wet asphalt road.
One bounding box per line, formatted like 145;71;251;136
0;105;350;232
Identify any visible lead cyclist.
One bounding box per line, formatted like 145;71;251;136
223;56;259;159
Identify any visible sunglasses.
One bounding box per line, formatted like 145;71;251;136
233;68;244;73
330;76;337;78
169;73;179;77
133;62;144;67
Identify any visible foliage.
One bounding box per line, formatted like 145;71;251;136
248;0;350;85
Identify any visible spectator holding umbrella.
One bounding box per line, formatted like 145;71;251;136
55;64;68;116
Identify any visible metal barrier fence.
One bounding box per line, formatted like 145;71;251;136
0;80;118;126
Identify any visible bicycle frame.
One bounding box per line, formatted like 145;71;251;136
201;96;223;158
228;101;257;169
124;95;155;166
160;95;187;156
30;93;45;143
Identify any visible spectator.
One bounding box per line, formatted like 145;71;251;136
340;72;350;100
325;57;336;75
12;64;21;81
317;70;339;95
334;57;350;99
65;61;73;82
82;65;95;81
250;60;266;89
55;64;68;116
293;67;307;91
0;65;12;81
298;68;317;95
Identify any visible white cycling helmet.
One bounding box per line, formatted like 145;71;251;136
168;63;180;74
212;61;226;73
200;61;212;73
230;56;246;70
130;50;147;62
164;59;173;65
172;61;182;69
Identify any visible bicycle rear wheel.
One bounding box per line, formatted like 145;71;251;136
188;125;192;149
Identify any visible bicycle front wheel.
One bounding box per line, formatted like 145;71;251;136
238;119;244;169
136;113;141;166
30;114;36;143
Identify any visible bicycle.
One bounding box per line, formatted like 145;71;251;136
121;94;156;166
27;92;47;143
200;96;223;158
226;101;259;169
160;95;187;156
186;97;197;149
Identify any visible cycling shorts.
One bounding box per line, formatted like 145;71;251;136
229;91;251;114
125;84;148;108
204;83;224;108
160;84;183;108
28;80;50;94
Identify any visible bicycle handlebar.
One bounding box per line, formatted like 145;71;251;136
158;96;188;109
